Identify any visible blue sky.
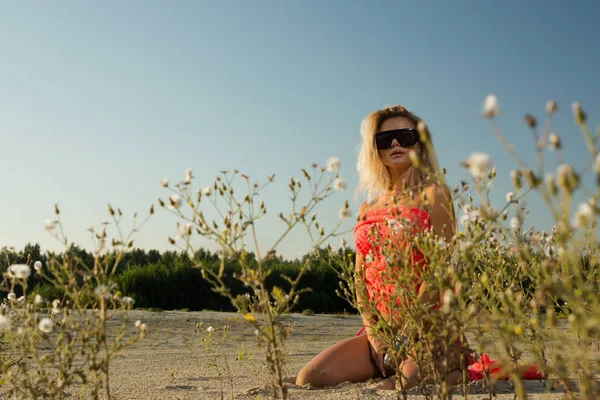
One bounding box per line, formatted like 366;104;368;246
1;1;599;259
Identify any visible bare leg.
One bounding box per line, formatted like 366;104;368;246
296;334;381;387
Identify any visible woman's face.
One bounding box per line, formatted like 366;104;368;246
377;117;420;170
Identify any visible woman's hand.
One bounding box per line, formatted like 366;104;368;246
367;332;388;377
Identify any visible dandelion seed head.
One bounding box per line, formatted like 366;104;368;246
45;220;56;232
332;178;346;191
94;285;111;300
464;153;493;179
338;207;351;219
38;318;53;334
326;157;341;172
121;296;135;306
168;194;183;210
160;177;169;187
34;261;42;271
510;217;520;230
572;202;595;228
545;100;558;114
481;94;500;118
206;326;214;333
7;264;31;280
34;294;44;305
548;133;560;151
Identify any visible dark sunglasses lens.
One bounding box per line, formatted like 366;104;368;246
375;132;395;149
375;129;418;149
398;130;418;146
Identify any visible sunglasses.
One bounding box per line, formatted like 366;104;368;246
374;128;419;150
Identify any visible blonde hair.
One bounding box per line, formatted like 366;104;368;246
356;105;442;200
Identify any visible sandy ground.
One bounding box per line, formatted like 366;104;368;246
59;309;593;400
5;310;595;399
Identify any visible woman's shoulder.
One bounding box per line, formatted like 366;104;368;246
421;183;452;204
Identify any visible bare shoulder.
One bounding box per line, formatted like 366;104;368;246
357;201;370;219
422;183;453;205
356;195;383;220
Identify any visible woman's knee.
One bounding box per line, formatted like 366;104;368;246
295;365;328;387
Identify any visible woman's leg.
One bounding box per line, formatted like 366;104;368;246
296;334;381;387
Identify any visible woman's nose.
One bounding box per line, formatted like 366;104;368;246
390;138;400;147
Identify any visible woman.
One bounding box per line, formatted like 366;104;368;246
296;105;463;389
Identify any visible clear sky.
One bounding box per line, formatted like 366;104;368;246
1;1;599;259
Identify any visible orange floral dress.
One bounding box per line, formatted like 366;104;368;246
353;205;430;317
352;205;544;381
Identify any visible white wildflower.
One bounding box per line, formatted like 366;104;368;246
332;178;346;191
572;202;595;228
184;169;193;184
481;94;500;118
7;264;31;280
45;220;56;232
34;261;42;271
326;157;341;172
34;294;44;305
38;318;53;334
139;323;147;332
94;285;110;300
544;245;558;258
168;195;183;210
176;223;193;240
121;296;135;306
548;133;560;151
460;214;471;227
0;315;11;330
202;186;212;197
457;239;472;252
510;217;520;230
338;207;351;219
17;296;25;303
51;299;61;314
505;192;514;202
254;329;260;336
464;153;493;179
135;320;141;328
545;100;558;114
207;326;214;333
160;177;169;187
438;239;447;249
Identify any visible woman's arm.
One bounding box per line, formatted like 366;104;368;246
417;184;456;301
425;183;456;243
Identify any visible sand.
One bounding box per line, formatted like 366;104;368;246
2;310;591;399
56;309;592;400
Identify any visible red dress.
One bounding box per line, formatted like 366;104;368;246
352;205;543;381
353;206;430;318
